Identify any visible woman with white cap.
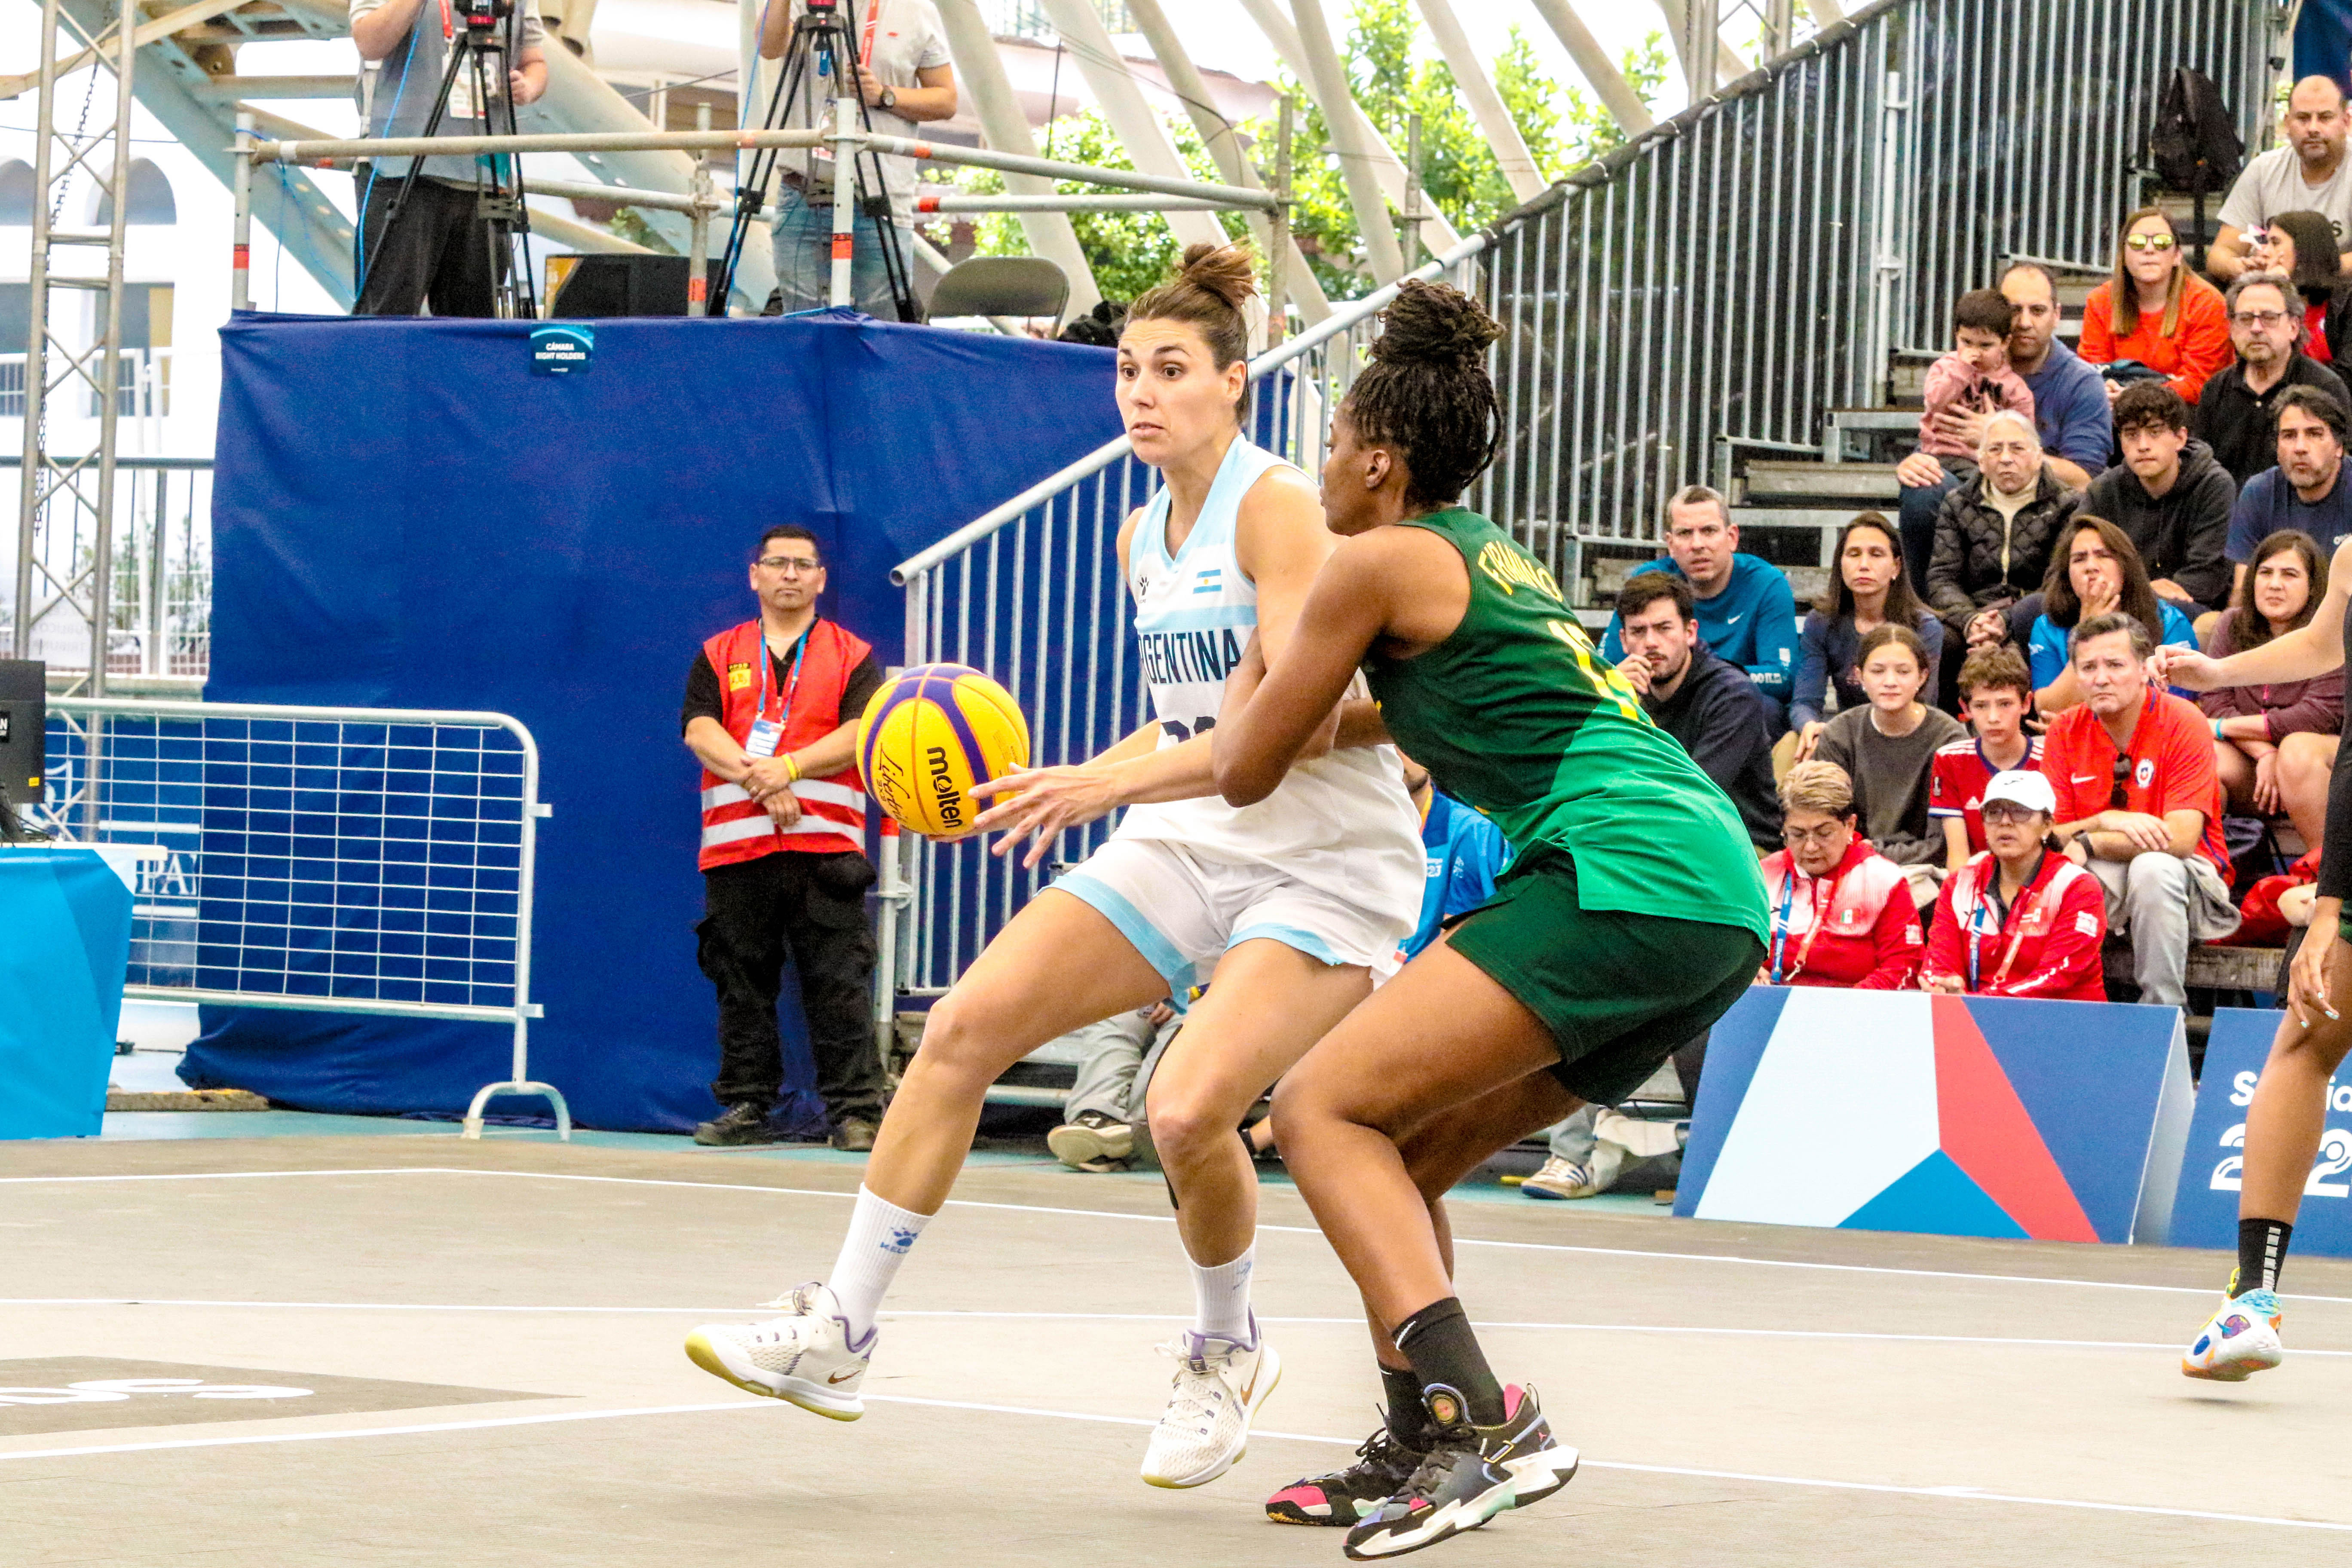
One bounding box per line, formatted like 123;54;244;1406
1921;769;2110;1001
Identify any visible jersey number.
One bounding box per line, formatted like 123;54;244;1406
1546;618;1645;723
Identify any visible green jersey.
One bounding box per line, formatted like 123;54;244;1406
1364;508;1769;943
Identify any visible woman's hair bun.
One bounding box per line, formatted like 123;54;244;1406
1369;279;1502;370
1177;241;1258;310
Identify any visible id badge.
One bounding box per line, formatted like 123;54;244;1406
745;719;784;760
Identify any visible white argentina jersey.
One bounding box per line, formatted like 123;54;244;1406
1115;436;1422;921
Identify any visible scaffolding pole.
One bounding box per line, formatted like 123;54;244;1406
14;0;134;698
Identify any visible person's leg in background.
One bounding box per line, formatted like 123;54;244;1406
695;856;793;1145
781;851;886;1150
2087;853;2192;1008
2276;732;2340;848
426;181;502;319
767;190;831;314
1050;1007;1158;1170
1520;1103;1612;1199
1897;471;1958;589
353;173;453;316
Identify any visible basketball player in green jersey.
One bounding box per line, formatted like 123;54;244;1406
1213;281;1770;1559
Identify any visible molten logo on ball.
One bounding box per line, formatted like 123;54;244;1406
857;663;1030;839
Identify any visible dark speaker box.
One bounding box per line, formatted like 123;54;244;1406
0;659;43;805
549;254;693;318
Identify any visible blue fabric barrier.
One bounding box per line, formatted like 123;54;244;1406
187;309;1127;1133
2169;1007;2352;1259
0;848;132;1139
1677;988;2194;1244
2298;0;2352;97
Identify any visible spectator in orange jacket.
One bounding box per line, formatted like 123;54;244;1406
1924;770;2110;1001
1758;761;1924;990
2079;208;2233;406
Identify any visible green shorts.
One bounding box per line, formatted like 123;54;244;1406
1445;847;1765;1106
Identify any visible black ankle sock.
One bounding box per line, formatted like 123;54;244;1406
1379;1363;1432;1445
2235;1218;2292;1296
1391;1297;1506;1427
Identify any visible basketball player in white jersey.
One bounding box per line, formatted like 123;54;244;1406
683;242;1423;1489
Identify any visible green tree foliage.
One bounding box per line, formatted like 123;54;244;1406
1268;0;1668;297
948;2;1666;306
938;110;1246;305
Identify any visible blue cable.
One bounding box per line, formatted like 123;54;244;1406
355;21;423;300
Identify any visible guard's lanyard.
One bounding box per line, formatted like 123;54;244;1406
439;0;453;41
758;625;813;733
1966;853;2043;990
860;0;881;66
1769;858;1843;984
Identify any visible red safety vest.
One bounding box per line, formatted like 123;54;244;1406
1942;851;2101;994
1759;840;1910;985
698;617;872;870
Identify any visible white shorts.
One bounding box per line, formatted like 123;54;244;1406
1055;837;1405;1000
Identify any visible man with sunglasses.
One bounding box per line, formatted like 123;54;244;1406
2043;612;2240;1011
681;524;890;1148
2196;271;2352;486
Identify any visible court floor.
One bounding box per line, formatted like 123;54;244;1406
3;1130;2348;1566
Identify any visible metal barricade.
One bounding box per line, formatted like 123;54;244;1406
33;697;564;1138
2;455;213;683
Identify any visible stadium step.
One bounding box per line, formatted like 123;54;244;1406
1741;460;1900;503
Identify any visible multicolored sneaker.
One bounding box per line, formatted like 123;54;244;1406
1341;1383;1579;1560
682;1282;874;1419
2182;1288;2285;1382
1139;1319;1280;1488
1265;1421;1429;1525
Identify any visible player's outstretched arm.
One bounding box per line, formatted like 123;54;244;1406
1215;538;1398;806
2156;536;2352;690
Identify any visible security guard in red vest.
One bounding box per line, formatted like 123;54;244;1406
682;524;888;1148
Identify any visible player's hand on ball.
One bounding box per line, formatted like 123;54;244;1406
968;766;1122;869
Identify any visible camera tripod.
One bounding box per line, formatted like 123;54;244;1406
359;0;538;319
707;0;917;320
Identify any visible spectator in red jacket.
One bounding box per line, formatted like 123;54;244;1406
2079;208;2233;405
1758;760;1923;990
1924;770;2110;1001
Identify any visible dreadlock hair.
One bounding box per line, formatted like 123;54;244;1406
1124;241;1258;416
1343;279;1505;507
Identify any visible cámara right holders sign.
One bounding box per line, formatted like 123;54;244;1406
2168;1007;2352;1260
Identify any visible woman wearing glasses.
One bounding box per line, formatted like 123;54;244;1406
1758;761;1925;990
2080;208;2232;404
1920;769;2108;1001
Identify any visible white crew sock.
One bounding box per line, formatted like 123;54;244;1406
827;1186;933;1343
1189;1243;1257;1343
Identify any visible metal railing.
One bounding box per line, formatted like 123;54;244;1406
31;697;564;1138
879;238;1488;1008
0;455;211;683
1473;0;2278;557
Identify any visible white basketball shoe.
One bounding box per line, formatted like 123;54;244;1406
1140;1317;1281;1488
2181;1288;2285;1382
684;1281;874;1420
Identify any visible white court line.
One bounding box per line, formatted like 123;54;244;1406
7;1165;2349;1306
3;1386;2344;1534
6;1298;2350;1359
859;1393;2352;1533
0;1400;767;1463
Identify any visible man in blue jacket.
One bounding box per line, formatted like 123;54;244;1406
1602;485;1799;734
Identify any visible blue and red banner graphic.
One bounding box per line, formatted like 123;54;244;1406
1677;988;2193;1244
